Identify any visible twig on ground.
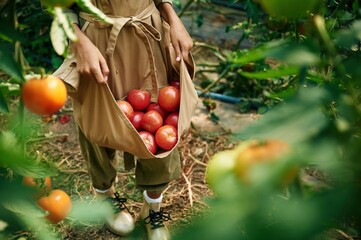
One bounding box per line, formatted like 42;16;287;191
182;171;193;207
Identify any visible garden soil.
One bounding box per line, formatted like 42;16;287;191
19;92;255;240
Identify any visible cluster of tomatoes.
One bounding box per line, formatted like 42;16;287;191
23;176;72;224
117;80;181;154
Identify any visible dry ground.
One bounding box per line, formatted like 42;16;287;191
20;92;256;240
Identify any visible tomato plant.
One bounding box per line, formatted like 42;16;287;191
37;189;72;224
116;100;134;120
141;110;163;134
158;86;180;112
21;75;67;116
146;102;169;120
127;89;151;111
164;112;179;128
155;125;178;150
23;176;52;198
139;131;157;154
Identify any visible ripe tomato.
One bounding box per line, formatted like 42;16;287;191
146;103;169;120
37;189;72;224
130;111;144;131
139;131;157;154
235;139;296;185
259;0;320;20
164;112;179;128
127;89;151;111
155;125;178;150
116;100;134;120
41;0;74;7
141;110;163;134
23;176;52;198
22;75;67;116
169;80;180;89
158;86;180;112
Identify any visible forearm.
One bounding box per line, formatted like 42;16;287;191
157;2;177;24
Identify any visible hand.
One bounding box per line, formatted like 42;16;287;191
159;3;193;62
71;24;109;84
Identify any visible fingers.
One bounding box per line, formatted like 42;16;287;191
181;40;193;62
174;40;193;62
77;54;109;84
99;56;110;83
173;42;182;62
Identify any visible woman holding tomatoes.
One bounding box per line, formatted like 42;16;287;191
56;0;193;239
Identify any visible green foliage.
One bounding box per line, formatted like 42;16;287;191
175;1;361;239
0;0;120;238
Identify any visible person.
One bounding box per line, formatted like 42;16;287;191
58;0;194;239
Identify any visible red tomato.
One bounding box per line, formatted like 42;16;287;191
116;100;134;120
141;110;163;134
155;125;178;150
169;81;180;89
130;111;144;131
164;112;179;128
139;131;157;154
158;86;180;112
37;189;72;224
127;89;151;111
146;103;169;120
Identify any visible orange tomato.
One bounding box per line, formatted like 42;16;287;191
37;189;72;224
235;139;296;185
22;75;67;116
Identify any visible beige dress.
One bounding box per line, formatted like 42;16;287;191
54;0;198;190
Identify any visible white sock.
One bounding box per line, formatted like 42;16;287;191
143;190;163;204
94;186;112;194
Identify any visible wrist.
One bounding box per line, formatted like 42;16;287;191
158;2;177;24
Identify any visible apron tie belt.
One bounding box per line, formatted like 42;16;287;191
79;1;161;96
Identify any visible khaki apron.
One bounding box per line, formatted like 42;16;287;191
53;0;198;185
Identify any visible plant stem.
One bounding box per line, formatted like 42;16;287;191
177;0;195;18
199;66;230;95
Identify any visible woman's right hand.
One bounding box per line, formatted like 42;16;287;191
71;24;109;84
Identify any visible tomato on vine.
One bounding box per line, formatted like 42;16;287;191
23;176;52;198
22;75;67;116
37;189;72;224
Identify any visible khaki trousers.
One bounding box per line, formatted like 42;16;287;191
77;126;181;192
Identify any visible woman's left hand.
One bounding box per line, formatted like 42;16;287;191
158;3;193;62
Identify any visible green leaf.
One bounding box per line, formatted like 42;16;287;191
229;40;287;65
342;55;361;81
239;65;299;79
3;200;58;240
0;0;21;42
0;132;57;177
0;90;9;113
335;20;361;48
0;42;24;82
53;7;77;42
50;17;68;56
76;0;114;24
68;199;113;225
266;43;320;66
232;88;330;144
